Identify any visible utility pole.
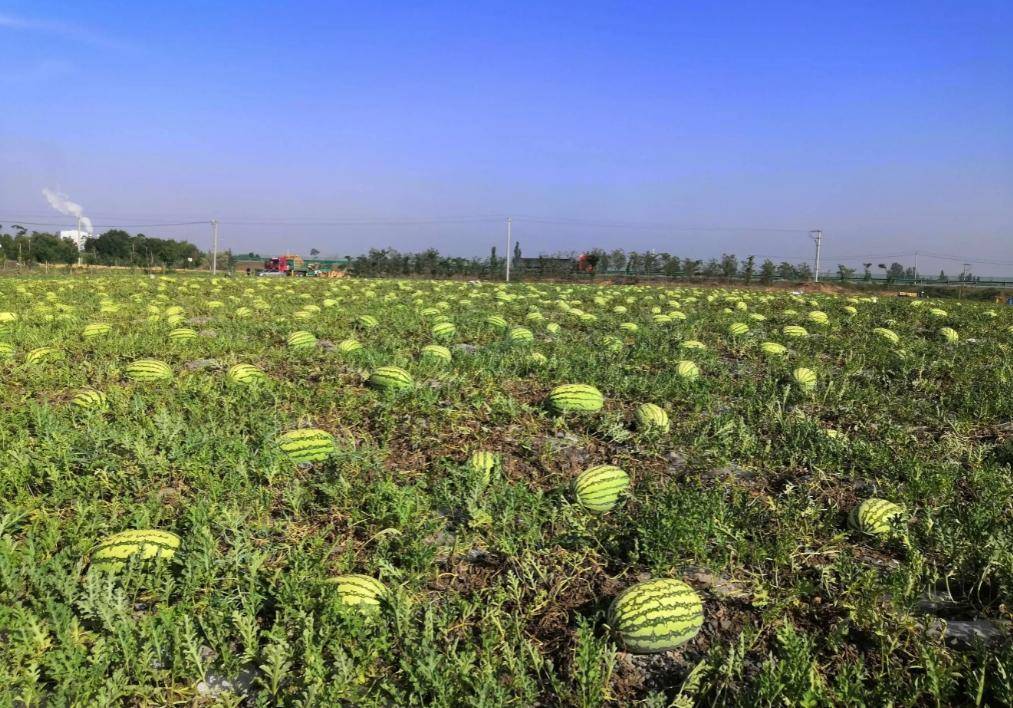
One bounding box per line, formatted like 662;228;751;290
210;219;219;275
809;229;823;283
505;217;512;283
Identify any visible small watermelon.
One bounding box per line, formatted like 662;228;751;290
82;322;112;339
508;326;534;344
575;465;630;512
125;359;173;382
432;321;457;339
547;384;604;413
872;327;900;345
227;363;268;385
608;578;704;653
467;450;500;487
728;322;749;336
676;360;700;381
90;529;180;573
72;389;108;410
287;330;317;350
421;344;452;363
277;428;336;463
485;315;508;330
330;574;388;612
337;338;363;354
760;341;788;356
634;403;670;432
792;367;817;391
849;498;905;536
26;347;63;365
783;325;808;338
169;327;198;342
368;366;414;392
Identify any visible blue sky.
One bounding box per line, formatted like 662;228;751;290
1;1;1011;273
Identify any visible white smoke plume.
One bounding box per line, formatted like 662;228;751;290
42;188;93;235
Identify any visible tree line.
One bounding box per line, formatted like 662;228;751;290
0;226;205;268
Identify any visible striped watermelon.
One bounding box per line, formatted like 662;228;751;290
808;310;829;325
575;465;629;512
26;347;63;365
330;574;388;612
873;327;900;345
545;322;561;334
467;450;500;487
938;327;958;343
227;363;268;385
72;389;108;410
849;498;905;536
368;365;414;392
169;327;198;342
528;352;548;366
728;322;749;336
0;342;13;359
843;305;858;316
485;315;508;330
277;428;336;463
287;330;317;350
548;384;603;413
82;322;112;339
421;344;452;363
792;367;817;391
508;326;534;344
608;578;704;653
90;529;180;572
680;340;706;350
432;321;457;339
634;403;670;432
601;335;624;353
337;338;364;354
760;341;788;356
676;360;700;381
783;325;808;338
126;359;173;382
356;314;379;329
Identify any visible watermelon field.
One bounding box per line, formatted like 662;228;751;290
1;274;1011;705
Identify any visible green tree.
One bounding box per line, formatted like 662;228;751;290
741;255;756;283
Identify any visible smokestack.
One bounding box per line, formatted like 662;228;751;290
42;188;93;249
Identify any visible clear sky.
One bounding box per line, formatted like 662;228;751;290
2;1;1011;273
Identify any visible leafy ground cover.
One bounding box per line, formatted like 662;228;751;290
1;274;1010;705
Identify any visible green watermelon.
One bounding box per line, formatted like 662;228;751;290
574;465;630;512
548;384;603;413
368;366;414;392
90;529;180;572
849;498;905;536
227;363;268;385
277;428;336;463
634;403;670;432
125;359;173;382
608;578;704;653
287;330;317;350
72;389;108;410
330;574;388;612
421;344;452;363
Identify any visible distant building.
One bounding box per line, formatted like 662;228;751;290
58;230;91;250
